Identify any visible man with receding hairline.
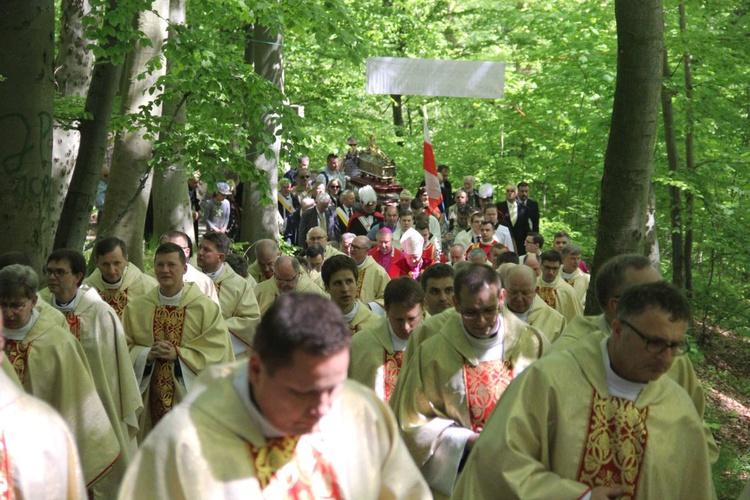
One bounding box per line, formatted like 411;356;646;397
503;264;566;343
247;239;279;283
253;255;327;315
120;293;430;499
350;235;390;306
85;236;158;318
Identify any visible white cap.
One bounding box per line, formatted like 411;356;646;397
478;183;494;199
359;185;377;205
400;228;424;256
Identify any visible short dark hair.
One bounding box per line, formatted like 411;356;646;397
47;249;86;287
517;181;530;189
303;244;325;260
539;250;562;265
202;231;231;255
420;263;455;291
225;253;248;278
595;254;654;309
254;293;351;375
399;209;414;219
155;242;186;266
93;236;128;260
414;214;431;232
327;153;338;161
526;232;544;247
454;263;501;302
498;251;520;265
0;252;33;271
480;220;494;228
321;255;358;287
159;230;193;253
616;281;691;323
554;231;571;241
385;277;425;309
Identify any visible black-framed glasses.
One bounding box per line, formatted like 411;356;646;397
620;319;690;356
275;273;299;285
43;267;72;278
0;298;32;312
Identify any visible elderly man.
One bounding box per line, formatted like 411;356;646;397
298;193;338;248
350;235;390;306
306;226;344;260
453;282;716;499
391;264;549;497
367;203;400;240
291;168;314;202
369;228;402;275
449;243;466;265
462;176;480;208
339;232;355;257
123;243;234;443
158;230;220;305
0;319;87;498
336;189;357;235
348;185;384;236
321;255;378;334
503;264;566;342
389;228;433;279
253;256;327;315
0;264;120;492
198;232;261;358
119;293;429;498
247;239;279;284
276;178;298;230
349;278;425;403
399;189;414;213
535;250;583;322
42;249;142;493
560;243;590;307
85;236;157;318
420;263;455;316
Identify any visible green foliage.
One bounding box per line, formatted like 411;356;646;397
83;0;154;65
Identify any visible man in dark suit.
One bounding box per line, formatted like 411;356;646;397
517;181;540;234
497;182;539;256
297;193;339;248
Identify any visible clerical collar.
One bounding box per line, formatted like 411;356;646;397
357;259;367;269
510;304;531;323
102;267;126;289
386;319;408;352
158;287;184;306
603;339;647;402
53;288;83;312
561;269;577;279
342;301;359;324
233;365;286;438
461;316;505;362
3;309;40;341
204;264;224;283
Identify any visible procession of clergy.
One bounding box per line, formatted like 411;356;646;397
0;175;743;499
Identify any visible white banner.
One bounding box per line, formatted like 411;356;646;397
366;57;505;99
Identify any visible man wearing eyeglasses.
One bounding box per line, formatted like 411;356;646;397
0;263;121;494
549;254;718;463
253;256;327;316
41;248;142;494
390;263;549;498
349;235;390;307
453;281;716;499
84;236;158;318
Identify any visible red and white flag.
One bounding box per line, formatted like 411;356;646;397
422;106;443;214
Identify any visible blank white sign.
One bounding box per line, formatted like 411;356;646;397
366;57;505;99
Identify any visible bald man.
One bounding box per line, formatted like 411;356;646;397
349;236;390;306
503;265;566;343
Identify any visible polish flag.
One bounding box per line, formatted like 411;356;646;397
423;107;443;214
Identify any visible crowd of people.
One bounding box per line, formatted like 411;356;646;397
0;150;741;499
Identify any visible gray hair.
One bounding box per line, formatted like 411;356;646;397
0;264;39;299
561;243;582;257
316;193;332;205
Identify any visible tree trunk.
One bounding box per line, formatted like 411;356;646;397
661;51;684;287
240;23;283;245
0;0;55;270
50;0;94;246
681;3;695;297
586;0;664;315
98;2;168;268
153;0;193;244
391;94;405;146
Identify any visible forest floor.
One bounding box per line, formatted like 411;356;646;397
693;325;750;499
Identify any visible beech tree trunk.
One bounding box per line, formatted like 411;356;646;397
50;0;94;246
586;0;664;314
240;23;283;245
98;2;169;268
0;0;55;270
153;0;194;244
681;3;695;297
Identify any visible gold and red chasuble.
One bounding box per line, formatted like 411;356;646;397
536;286;557;309
64;313;82;341
4;340;30;386
355;269;366;299
577;394;649;499
383;350;404;404
249;436;342;499
149;305;185;426
96;288;128;318
463;360;513;432
214;282;222;297
0;433;12;500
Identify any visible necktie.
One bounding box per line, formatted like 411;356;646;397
319;212;327;232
